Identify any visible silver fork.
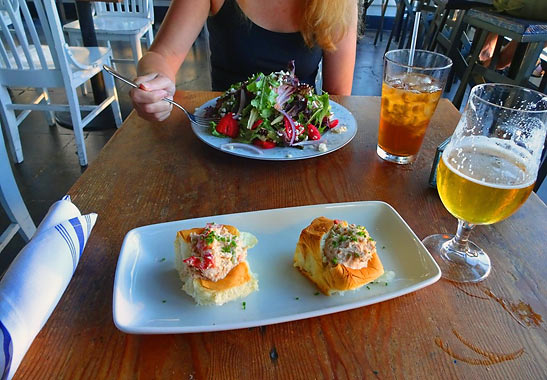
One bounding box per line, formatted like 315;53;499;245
102;65;219;126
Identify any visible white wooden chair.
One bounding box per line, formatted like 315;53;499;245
63;0;154;68
0;124;35;253
0;0;122;167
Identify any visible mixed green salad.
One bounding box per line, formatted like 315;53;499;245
207;62;339;149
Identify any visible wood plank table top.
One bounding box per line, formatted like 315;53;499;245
15;91;547;379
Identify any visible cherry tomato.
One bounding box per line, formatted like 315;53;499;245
216;112;239;138
251;119;263;130
253;139;277;149
307;124;321;140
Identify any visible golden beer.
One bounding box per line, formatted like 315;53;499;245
437;140;535;225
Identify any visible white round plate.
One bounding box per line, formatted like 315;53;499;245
191;98;357;161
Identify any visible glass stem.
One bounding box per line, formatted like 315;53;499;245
445;219;476;257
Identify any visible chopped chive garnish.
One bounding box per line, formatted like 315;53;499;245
159;257;166;262
162;299;166;303
242;301;246;310
314;292;320;296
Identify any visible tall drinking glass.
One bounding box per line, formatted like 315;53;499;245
423;84;547;283
378;50;453;164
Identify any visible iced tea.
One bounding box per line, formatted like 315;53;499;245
378;72;442;159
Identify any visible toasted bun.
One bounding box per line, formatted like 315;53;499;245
293;217;384;295
174;225;258;305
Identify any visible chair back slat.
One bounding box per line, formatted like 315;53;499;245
94;0;149;17
0;17;14;68
20;0;50;69
0;0;25;69
40;0;72;72
27;0;61;70
0;29;9;68
94;2;105;13
0;0;70;77
0;0;56;70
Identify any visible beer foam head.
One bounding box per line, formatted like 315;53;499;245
443;136;537;189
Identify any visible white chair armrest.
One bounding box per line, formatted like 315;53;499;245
63;43;97;70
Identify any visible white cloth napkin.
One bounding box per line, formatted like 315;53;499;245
0;196;97;380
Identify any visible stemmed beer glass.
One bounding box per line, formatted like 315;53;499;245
423;84;547;283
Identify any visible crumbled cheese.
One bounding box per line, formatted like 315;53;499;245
332;125;348;134
317;143;328;152
286;153;293;158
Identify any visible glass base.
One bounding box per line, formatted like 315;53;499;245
376;145;416;164
422;234;491;283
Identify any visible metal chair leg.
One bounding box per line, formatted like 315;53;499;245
374;0;389;45
398;8;411;49
444;11;467;92
453;28;488;109
385;0;405;53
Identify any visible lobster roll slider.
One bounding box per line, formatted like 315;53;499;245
293;217;384;295
174;223;258;305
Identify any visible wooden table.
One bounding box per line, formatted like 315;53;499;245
15;92;547;379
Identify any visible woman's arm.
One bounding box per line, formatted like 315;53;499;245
137;0;211;80
131;0;211;121
321;0;357;96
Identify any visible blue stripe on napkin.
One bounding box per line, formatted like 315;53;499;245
55;225;77;271
69;217;84;257
57;225;76;260
85;214;91;239
0;320;13;380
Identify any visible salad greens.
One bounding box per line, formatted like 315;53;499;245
208;62;337;148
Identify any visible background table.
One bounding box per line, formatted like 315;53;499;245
14;92;547;379
453;8;547;107
75;0;122;102
55;0;122;130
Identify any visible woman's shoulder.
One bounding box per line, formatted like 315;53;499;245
210;0;226;16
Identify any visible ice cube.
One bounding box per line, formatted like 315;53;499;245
385;74;406;89
419;84;442;94
403;73;435;91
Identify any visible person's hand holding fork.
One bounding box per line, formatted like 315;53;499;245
130;72;176;122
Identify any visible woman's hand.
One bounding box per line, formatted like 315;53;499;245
130;73;176;122
129;0;211;122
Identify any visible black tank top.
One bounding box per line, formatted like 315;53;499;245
207;0;322;91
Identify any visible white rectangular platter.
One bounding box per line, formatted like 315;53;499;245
113;201;441;334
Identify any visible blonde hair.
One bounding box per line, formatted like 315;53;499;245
300;0;354;51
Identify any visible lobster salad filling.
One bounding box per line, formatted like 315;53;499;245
183;223;247;282
322;221;377;270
